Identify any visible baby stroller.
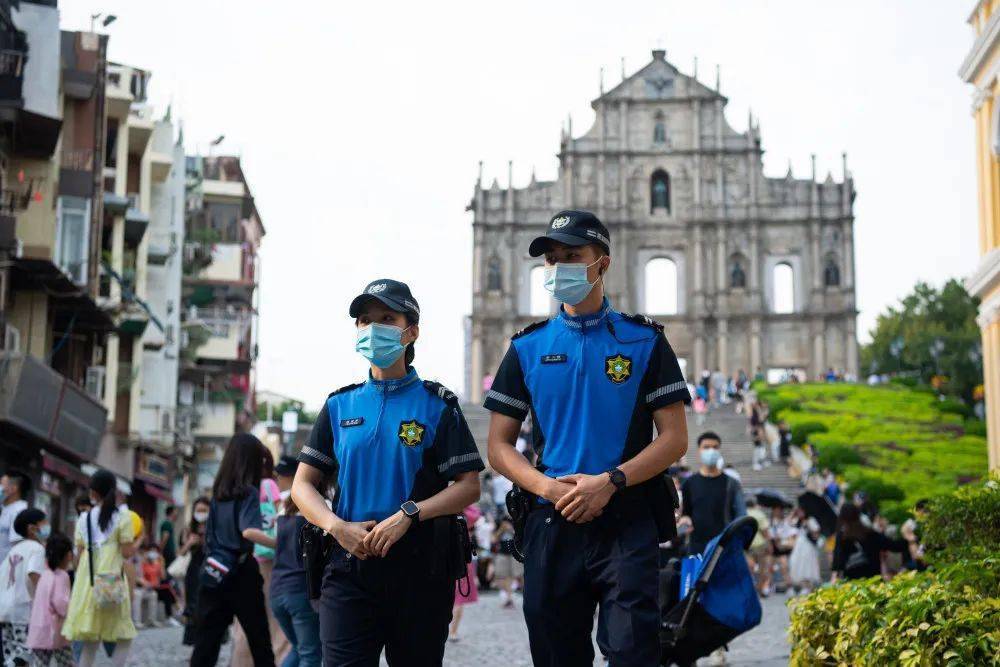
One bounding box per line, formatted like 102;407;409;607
659;516;762;666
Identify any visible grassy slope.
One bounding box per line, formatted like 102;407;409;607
757;383;989;521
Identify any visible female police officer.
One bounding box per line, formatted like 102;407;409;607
291;278;484;667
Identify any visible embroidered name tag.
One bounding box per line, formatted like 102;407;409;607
541;354;567;364
340;417;364;427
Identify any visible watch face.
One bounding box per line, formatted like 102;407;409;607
402;501;419;516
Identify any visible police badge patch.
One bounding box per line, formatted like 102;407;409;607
605;354;632;384
398;420;426;447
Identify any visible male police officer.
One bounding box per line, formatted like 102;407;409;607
484;210;690;666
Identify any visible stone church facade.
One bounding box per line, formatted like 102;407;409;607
466;49;858;402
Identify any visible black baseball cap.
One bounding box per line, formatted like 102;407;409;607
528;210;611;257
348;278;420;323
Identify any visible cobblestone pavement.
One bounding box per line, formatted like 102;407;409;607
117;590;790;666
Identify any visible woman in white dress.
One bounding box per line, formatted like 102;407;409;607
788;510;822;594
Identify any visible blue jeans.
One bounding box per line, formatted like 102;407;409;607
271;591;321;667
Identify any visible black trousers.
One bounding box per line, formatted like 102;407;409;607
522;502;660;667
190;558;275;667
318;536;454;667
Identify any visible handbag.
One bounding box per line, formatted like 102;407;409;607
86;512;126;610
199;499;246;590
166;550;191;579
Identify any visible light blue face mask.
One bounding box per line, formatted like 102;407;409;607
700;448;722;469
355;323;411;368
543;259;604;306
37;523;50;540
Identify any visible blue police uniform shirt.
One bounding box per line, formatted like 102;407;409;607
483;298;690;479
297;368;485;523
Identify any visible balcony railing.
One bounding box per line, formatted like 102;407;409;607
0;48;23;77
0;47;23;104
0;352;107;462
0;181;37;213
61;148;95;172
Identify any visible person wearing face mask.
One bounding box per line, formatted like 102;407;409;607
291;278;484;667
483;210;690;667
0;508;47;667
177;497;210;646
679;432;747;557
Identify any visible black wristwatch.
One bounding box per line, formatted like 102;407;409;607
400;500;420;523
606;468;627;492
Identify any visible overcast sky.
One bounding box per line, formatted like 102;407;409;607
61;1;978;408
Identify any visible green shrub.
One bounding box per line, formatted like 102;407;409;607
791;421;828;446
921;479;1000;565
815;443;863;473
754;383;987;517
764;396;800;420
843;470;905;505
963;419;987;438
937;399;973;419
788;560;1000;666
789;478;1000;667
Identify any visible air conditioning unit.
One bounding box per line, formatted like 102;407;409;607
84;366;106;401
4;324;19;352
178;381;194;406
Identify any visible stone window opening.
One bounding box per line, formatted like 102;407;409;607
650;169;671;214
824;254;841;287
644;257;678;315
653;111;667;144
772;262;795;314
730;254;747;289
486;255;502;292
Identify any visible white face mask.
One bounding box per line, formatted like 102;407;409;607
193;511;209;524
279;489;291;502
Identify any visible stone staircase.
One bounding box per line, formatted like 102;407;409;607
692;403;803;500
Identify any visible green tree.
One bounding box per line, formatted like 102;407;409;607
256;399;317;425
862;279;982;403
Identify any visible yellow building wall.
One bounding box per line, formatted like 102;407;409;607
10;157;59;258
7;291;50;359
969;0;1000;471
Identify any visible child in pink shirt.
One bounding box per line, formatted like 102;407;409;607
26;532;73;667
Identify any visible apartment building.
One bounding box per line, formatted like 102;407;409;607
0;1;113;530
95;60;181;525
180;154;263;495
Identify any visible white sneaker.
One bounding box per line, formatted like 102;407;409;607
708;648;727;666
753;464;762;471
168;617;183;628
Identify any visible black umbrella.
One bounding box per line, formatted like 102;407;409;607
797;491;838;536
754;488;793;509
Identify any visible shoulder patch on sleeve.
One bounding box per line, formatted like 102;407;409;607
422;380;459;406
511;319;550;340
622;313;664;333
327;382;363;398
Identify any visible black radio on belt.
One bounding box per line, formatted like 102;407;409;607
505;486;533;563
301;523;334;600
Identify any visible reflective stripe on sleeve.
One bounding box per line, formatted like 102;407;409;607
645;381;688;404
301;446;334;467
485;389;529;412
437;452;483;474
